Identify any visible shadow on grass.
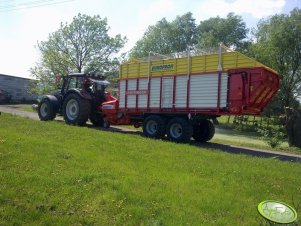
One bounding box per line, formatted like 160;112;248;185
86;124;301;163
86;124;142;136
192;141;301;163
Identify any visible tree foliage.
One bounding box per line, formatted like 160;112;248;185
130;13;197;58
130;12;249;58
251;8;301;112
31;13;126;93
250;8;301;147
197;13;249;50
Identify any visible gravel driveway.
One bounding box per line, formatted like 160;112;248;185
0;104;138;134
0;104;40;120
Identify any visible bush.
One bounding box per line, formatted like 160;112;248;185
257;127;285;148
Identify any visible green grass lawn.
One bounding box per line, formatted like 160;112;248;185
0;113;301;225
17;105;301;154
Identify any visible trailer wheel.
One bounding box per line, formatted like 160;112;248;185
193;120;215;142
143;115;166;138
38;99;56;121
63;93;91;126
166;117;193;143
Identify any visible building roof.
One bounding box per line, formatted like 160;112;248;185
0;73;37;81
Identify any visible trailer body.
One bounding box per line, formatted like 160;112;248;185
115;67;278;115
103;48;280;142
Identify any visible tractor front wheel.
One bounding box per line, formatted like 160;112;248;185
63;94;91;126
38;99;56;121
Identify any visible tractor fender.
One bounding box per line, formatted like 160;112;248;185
41;95;60;112
64;89;92;101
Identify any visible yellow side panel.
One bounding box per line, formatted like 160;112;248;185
120;65;127;78
139;62;148;77
222;52;238;69
191;56;206;73
120;51;277;78
127;64;139;78
176;58;189;74
205;55;219;71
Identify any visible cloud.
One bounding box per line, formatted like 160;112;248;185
121;0;175;52
0;3;76;77
138;0;175;23
194;0;286;20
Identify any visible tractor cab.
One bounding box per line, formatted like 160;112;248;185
58;73;111;103
38;72;113;126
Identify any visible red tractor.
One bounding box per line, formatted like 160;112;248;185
38;73;115;126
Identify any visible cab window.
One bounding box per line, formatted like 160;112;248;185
68;77;78;89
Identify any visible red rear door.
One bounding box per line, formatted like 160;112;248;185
228;72;246;114
229;74;243;101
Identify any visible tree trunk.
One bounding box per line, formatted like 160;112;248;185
285;108;301;148
227;116;231;124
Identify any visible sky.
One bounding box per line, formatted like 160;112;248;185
0;0;300;78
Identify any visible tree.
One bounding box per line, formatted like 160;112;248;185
251;8;301;147
29;63;60;95
169;12;197;52
130;18;172;58
197;13;249;50
251;8;301;111
130;12;197;58
130;12;249;59
31;13;126;93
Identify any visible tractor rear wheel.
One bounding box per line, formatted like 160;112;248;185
193;119;215;142
166;117;193;143
38;99;56;121
143;115;166;139
63;93;91;126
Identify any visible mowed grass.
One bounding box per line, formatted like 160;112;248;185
0;114;301;225
16;105;301;153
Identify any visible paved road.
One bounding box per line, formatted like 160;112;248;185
0;104;137;133
1;104;301;163
0;104;40;120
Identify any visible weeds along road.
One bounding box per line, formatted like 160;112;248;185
1;104;301;163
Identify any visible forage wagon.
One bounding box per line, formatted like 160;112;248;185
38;45;279;142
